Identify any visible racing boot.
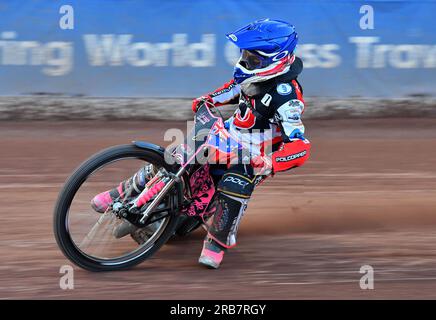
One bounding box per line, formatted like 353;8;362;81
91;164;154;213
198;236;227;269
113;219;160;241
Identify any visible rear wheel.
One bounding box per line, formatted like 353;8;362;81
53;144;180;272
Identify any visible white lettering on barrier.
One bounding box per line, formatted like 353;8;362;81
225;41;342;68
83;33;216;67
0;31;73;76
350;36;436;68
1;31;436;77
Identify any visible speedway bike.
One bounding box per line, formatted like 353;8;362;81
53;103;247;271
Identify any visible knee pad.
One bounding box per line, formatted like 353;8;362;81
217;172;255;199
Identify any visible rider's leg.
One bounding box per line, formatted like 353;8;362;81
91;164;154;213
199;164;260;269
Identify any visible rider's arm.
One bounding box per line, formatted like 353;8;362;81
192;79;241;112
272;82;310;172
208;79;241;106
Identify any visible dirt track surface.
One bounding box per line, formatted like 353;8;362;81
1;118;436;299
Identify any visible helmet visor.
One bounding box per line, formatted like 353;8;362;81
239;50;270;71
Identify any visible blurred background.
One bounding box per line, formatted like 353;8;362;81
1;0;436;299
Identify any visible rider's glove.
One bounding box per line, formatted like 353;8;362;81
250;155;273;176
192;95;214;113
271;139;311;173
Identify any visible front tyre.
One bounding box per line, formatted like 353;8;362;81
53;144;180;272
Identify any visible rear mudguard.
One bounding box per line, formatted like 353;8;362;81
133;140;166;157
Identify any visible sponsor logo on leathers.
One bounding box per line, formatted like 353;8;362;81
275;150;307;162
223;176;250;187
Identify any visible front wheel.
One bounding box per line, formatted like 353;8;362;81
53;144;180;272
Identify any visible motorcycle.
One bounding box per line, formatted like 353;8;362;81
53;103;248;271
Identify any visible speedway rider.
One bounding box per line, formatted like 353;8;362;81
91;19;311;269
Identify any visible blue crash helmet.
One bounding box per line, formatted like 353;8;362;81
226;18;298;85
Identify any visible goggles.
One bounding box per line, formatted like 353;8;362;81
238;49;270;71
